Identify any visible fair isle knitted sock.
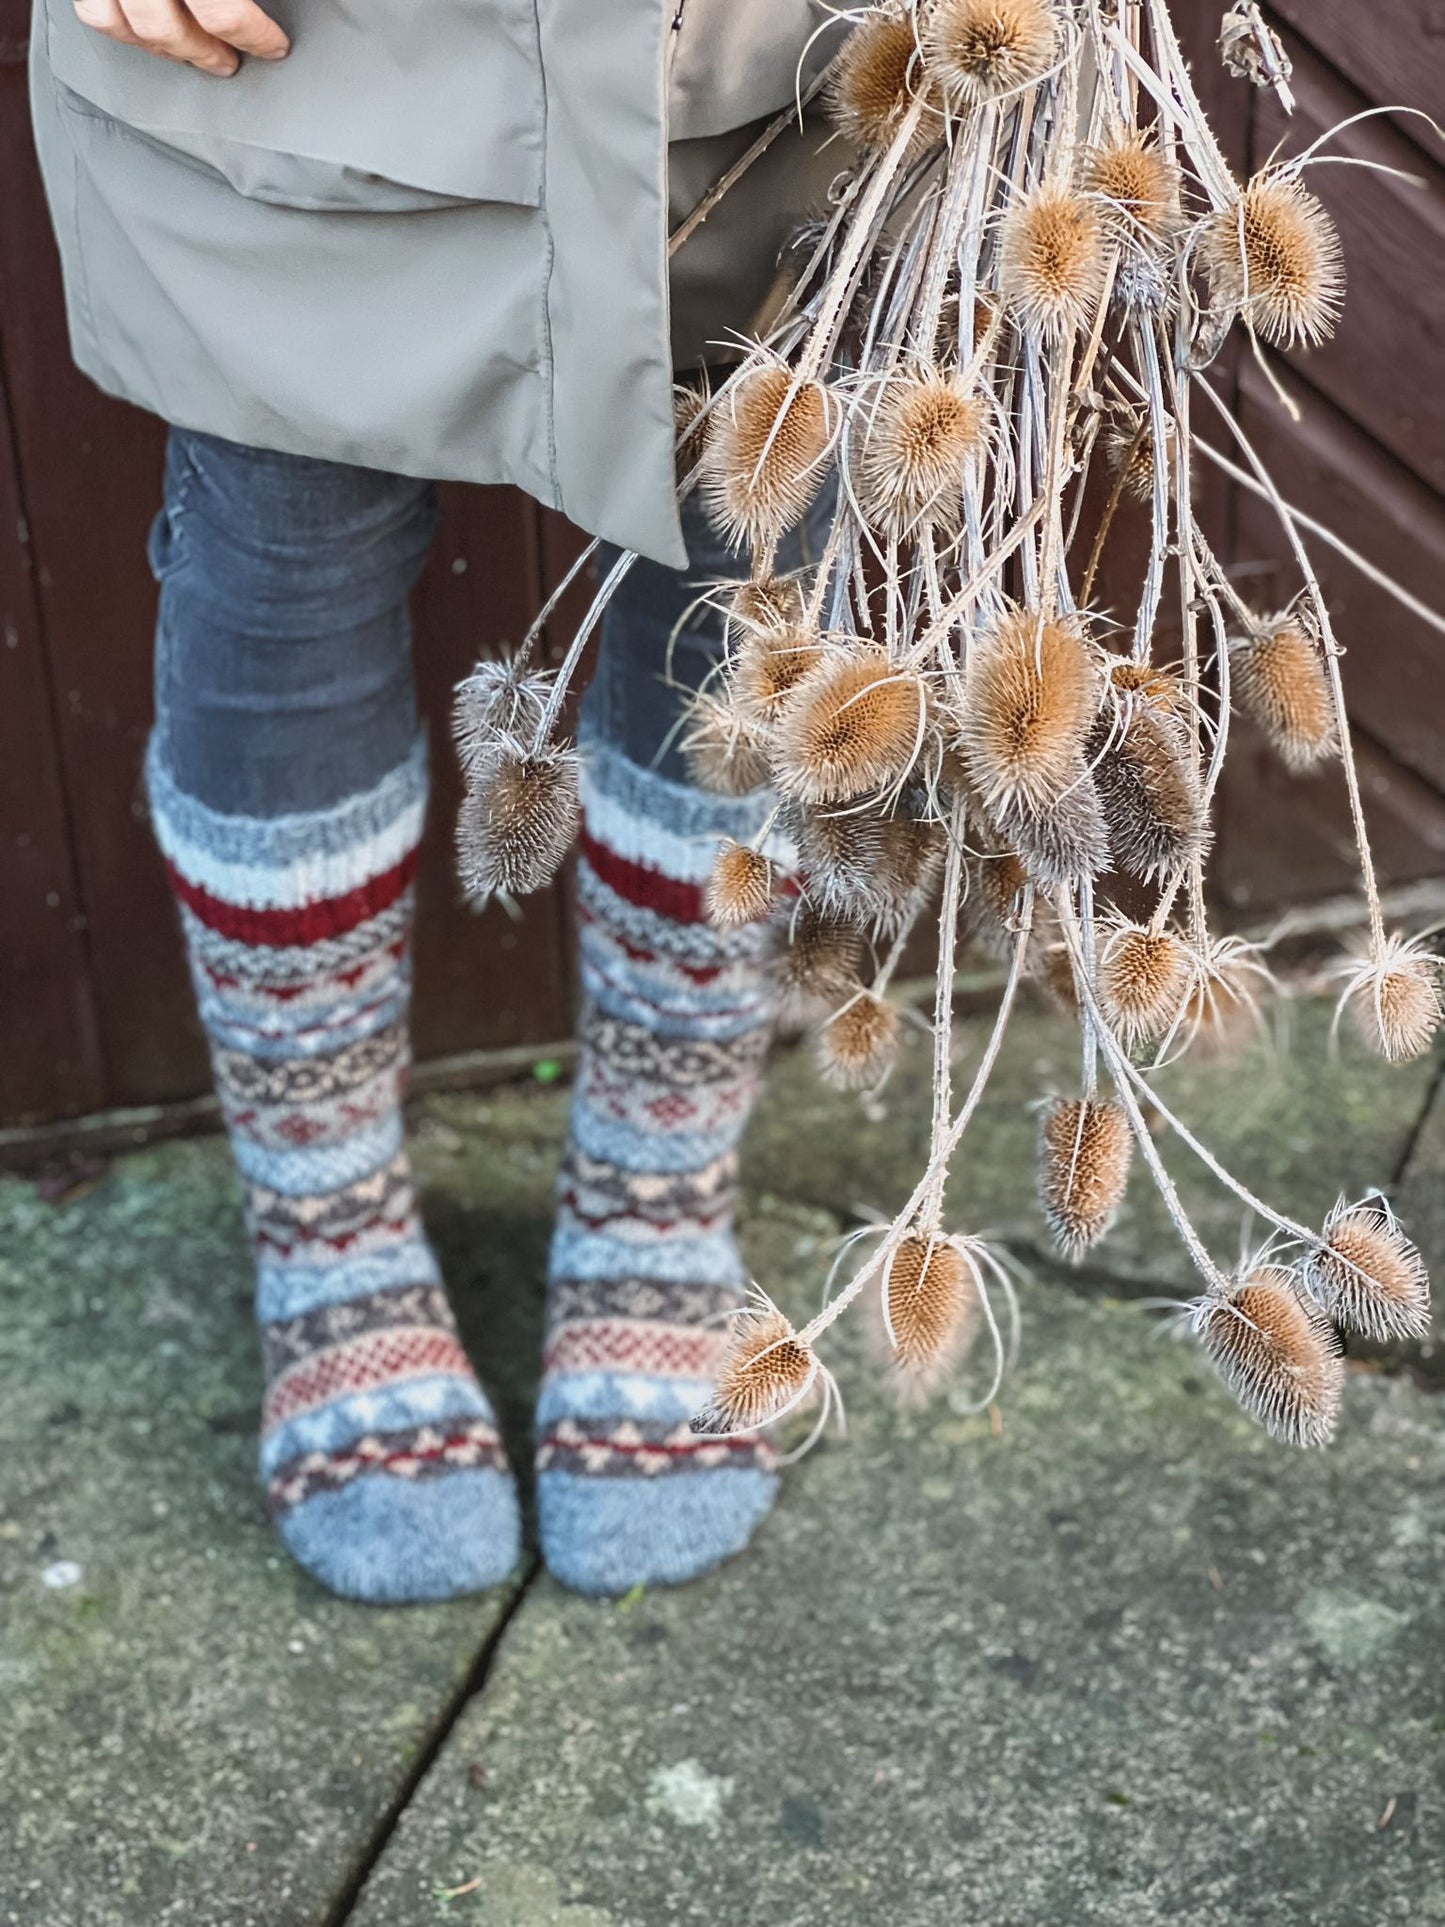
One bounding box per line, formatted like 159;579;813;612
536;736;787;1594
148;738;520;1604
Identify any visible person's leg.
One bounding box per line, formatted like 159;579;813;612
146;428;520;1603
535;493;820;1594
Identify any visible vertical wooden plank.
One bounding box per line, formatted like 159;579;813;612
0;8;205;1110
0;360;105;1122
409;486;574;1059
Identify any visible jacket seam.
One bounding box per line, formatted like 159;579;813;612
529;0;561;507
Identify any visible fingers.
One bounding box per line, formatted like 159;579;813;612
71;0;146;47
188;0;289;59
73;0;291;70
116;0;239;72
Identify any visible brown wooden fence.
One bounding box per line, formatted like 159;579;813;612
2;0;1443;1133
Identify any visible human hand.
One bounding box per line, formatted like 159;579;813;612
72;0;289;75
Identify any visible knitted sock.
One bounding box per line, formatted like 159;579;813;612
536;736;785;1594
148;738;520;1603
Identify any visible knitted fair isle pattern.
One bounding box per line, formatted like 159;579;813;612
535;736;792;1593
148;737;520;1603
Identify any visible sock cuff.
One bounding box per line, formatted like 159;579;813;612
578;733;793;886
147;731;429;912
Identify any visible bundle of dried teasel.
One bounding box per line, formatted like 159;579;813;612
455;0;1442;1452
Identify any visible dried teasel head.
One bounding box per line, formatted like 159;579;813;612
959;611;1100;815
1337;935;1444;1064
728;574;807;635
706;839;776;928
1180;934;1273;1061
1037;940;1080;1014
1201;172;1345;349
856;367;988;535
770;902;865;1009
963;846;1031;956
826;4;937;157
452;659;552;776
1038;1096;1134;1261
999;184;1108;339
1097;920;1195;1050
691;1294;820;1435
732;623;825;726
1091;698;1209;884
1195;1266;1344;1447
1082;130;1183;253
921;0;1059;109
988;782;1111;889
680;689;772;797
1103;409;1175;505
456;743;579;900
702;357;836;553
673;377;710;474
1305;1198;1431;1343
774;645;928;806
817;988;902;1090
1230;614;1337;772
884;1232;982;1389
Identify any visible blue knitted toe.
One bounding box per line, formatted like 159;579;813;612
276;1466;522;1604
537;1466;778;1596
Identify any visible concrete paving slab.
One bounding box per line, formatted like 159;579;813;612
0;1133;544;1927
348;1199;1445;1927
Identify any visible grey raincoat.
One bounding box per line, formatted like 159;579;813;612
29;0;845;565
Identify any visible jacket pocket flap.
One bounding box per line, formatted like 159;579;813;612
42;0;545;208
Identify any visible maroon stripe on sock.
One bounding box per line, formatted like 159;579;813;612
166;852;418;948
577;828;705;925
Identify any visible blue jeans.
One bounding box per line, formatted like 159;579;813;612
150;426;827;815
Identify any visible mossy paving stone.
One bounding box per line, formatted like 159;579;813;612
350;1197;1445;1927
0;1111;565;1927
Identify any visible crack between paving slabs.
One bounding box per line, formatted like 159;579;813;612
322;1552;545;1927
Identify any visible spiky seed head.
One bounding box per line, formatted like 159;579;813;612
774;646;927;805
793;803;888;918
702;360;835;552
673;380;710;473
706;840;775;928
1103;410;1174;505
770;903;865;1008
1197;1268;1344;1448
921;0;1059;108
959;611;1100;814
818;990;902;1090
1092;705;1209;883
1038;1096;1134;1261
1344;938;1443;1063
857;369;988;535
1098;923;1194;1049
452;660;552;775
1109;659;1187;711
826;5;937;156
729;575;807;634
1305;1201;1431;1343
690;1302;818;1435
885;1233;982;1386
1037;940;1080;1013
989;782;1112;888
680;690;772;797
456;746;579;900
733;623;825;725
1181;936;1272;1061
1082;131;1182;249
1201;174;1345;348
1230;616;1337;771
999;186;1108;339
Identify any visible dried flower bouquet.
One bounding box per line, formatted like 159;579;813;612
455;0;1442;1453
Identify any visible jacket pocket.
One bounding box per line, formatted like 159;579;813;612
42;0;545;210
